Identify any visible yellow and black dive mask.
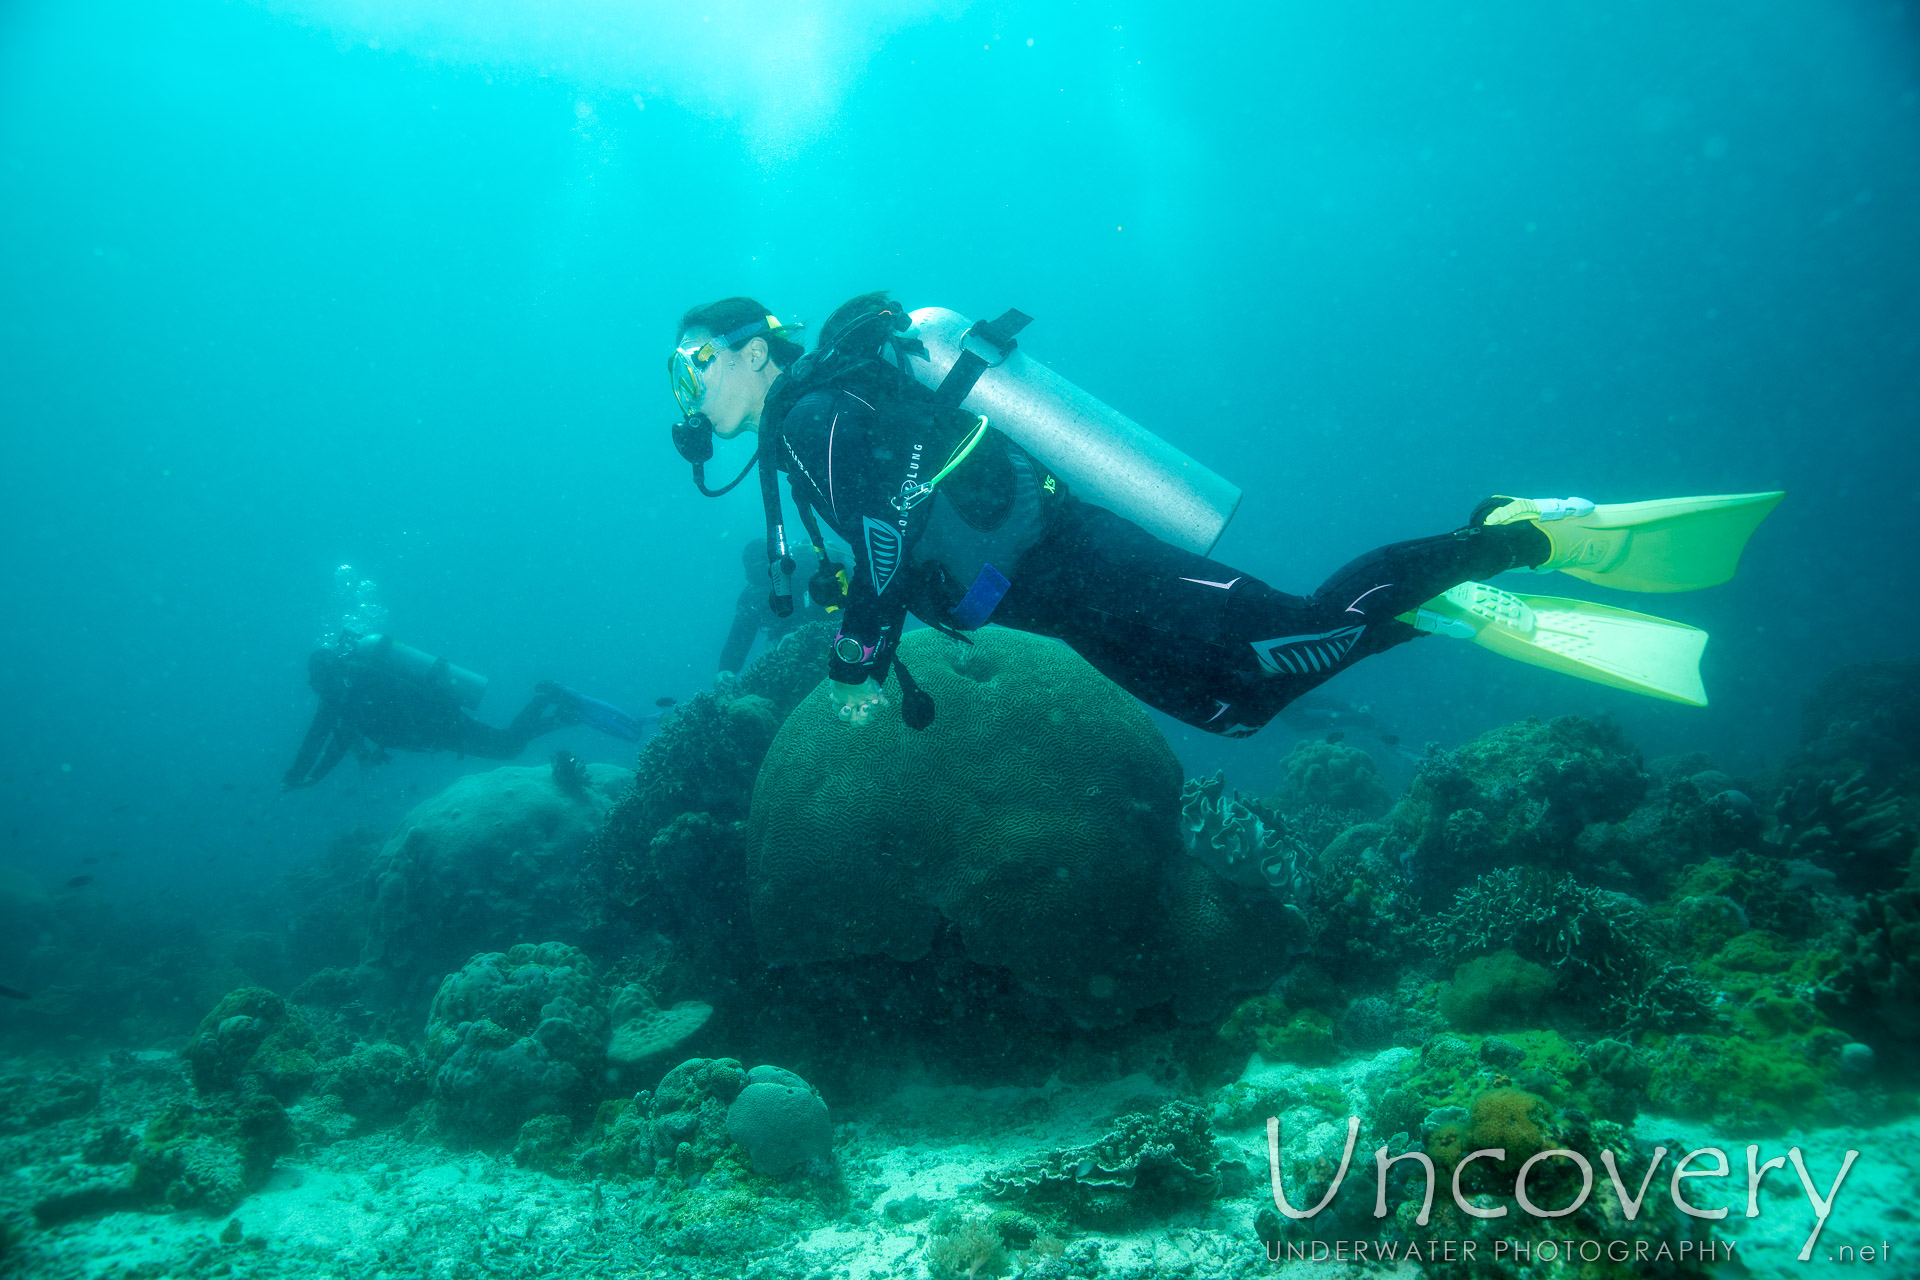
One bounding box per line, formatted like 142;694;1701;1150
667;314;800;419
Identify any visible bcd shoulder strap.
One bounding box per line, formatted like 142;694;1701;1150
931;308;1032;408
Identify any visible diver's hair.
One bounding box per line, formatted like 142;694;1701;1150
817;291;898;353
678;296;805;367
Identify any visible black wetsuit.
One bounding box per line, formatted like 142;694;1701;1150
775;385;1544;737
283;653;567;787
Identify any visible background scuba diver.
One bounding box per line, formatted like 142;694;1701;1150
282;634;650;789
719;537;837;675
666;294;1776;734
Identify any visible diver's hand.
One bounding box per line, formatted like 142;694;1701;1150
829;678;888;726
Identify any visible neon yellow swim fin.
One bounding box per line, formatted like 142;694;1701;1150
1484;491;1785;592
1403;581;1709;706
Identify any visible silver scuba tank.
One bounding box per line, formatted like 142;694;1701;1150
904;306;1242;555
351;634;489;709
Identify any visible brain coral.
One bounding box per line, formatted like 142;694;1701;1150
748;628;1302;1025
361;762;633;1006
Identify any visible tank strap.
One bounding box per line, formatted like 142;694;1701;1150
932;307;1033;407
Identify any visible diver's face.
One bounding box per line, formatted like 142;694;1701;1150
676;328;765;437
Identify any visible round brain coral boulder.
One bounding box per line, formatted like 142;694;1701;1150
748;628;1303;1024
361;762;633;1005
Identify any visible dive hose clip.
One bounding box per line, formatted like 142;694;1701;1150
888;415;992;514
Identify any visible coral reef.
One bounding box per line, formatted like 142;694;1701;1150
1821;881;1920;1058
1771;770;1912;893
129;1094;292;1213
981;1100;1222;1228
308;1038;427;1130
1799;657;1920;784
588;623;834;923
748;628;1301;1025
1299;821;1422;976
1218;997;1337;1065
1574;758;1767;895
640;1056;832;1183
1274;740;1393;818
926;1213;1010;1279
1436;951;1555;1031
647;1056;748;1180
360;763;633;1009
607;985;712;1065
182;987;317;1101
1431;867;1714;1033
423;943;609;1139
1384;716;1648;902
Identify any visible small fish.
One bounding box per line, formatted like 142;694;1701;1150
220;783;236;792
1381;734;1401;747
81;856;98;865
654;696;676;708
0;985;29;1001
1326;731;1346;744
65;875;93;889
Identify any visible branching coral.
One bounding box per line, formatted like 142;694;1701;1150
1771;770;1913;893
926;1215;1010;1280
1431;868;1712;1033
1819;883;1920;1057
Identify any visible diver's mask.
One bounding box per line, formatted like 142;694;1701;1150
666;314;801;419
667;314;803;497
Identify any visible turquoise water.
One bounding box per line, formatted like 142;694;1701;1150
2;3;1917;1277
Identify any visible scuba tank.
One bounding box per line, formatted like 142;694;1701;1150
904;307;1242;556
348;634;489;709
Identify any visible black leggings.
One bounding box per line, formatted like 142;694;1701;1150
995;499;1541;737
443;690;568;759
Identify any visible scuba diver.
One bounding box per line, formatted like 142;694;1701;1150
719;537;836;675
282;633;650;789
664;292;1782;735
